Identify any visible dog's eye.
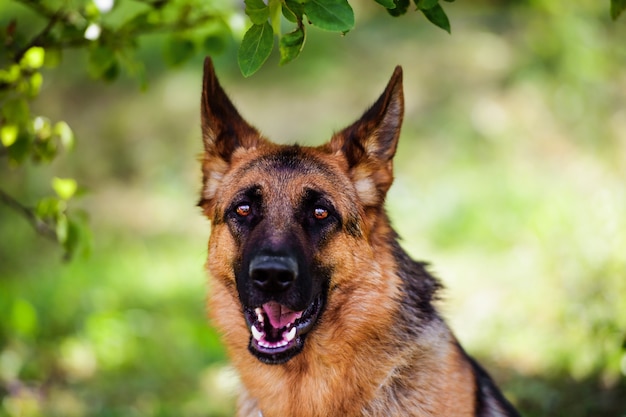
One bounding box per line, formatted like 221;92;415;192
236;204;251;217
313;206;329;220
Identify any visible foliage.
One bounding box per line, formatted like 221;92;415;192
0;0;621;258
0;0;232;259
239;0;455;76
0;0;455;260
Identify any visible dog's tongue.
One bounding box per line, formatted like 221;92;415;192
262;301;301;329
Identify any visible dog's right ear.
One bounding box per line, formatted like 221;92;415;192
199;57;263;214
327;66;404;208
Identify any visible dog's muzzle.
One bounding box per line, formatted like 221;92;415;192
242;254;325;365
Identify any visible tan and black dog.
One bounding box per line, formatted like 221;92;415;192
198;57;520;417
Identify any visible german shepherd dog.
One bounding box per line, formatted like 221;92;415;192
198;57;520;417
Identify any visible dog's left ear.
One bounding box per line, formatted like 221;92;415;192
201;57;262;161
329;66;404;207
199;57;264;215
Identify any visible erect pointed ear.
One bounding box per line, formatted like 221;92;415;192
199;57;264;214
201;56;262;159
329;66;404;207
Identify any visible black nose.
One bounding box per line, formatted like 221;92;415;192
249;255;298;293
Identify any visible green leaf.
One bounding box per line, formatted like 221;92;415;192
52;177;78;200
33;116;52;140
1;125;19;147
88;46;116;78
414;0;438;10
238;22;274;77
84;2;100;19
387;0;409;16
279;26;305;65
6;132;31;164
1;98;30;126
269;0;282;36
65;210;92;259
11;299;38;338
374;0;396;8
27;72;43;98
53;121;75;150
283;0;304;23
611;0;626;19
245;0;270;25
20;46;45;69
0;64;21;84
101;60;120;82
421;3;450;33
63;217;82;260
122;11;156;33
56;213;68;243
163;36;195;67
35;140;58;162
36;197;63;220
304;0;355;32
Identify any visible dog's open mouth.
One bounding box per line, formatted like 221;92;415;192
244;294;324;364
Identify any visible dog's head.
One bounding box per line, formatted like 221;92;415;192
199;58;403;365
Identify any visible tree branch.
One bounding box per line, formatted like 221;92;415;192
0;188;57;241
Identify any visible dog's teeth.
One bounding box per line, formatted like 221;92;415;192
285;327;296;342
251;325;264;341
255;307;264;323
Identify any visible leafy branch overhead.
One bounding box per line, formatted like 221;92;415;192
239;0;455;77
0;0;454;260
0;0;623;260
0;0;231;259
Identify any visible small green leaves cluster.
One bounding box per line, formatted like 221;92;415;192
413;0;454;34
0;42;83;258
239;0;355;76
37;178;91;260
238;0;455;77
1;0;231;259
383;0;453;33
0;47;74;164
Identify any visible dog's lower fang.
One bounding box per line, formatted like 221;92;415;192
251;322;297;348
285;326;296;342
251;325;264;342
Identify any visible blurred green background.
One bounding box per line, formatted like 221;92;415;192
2;0;626;416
